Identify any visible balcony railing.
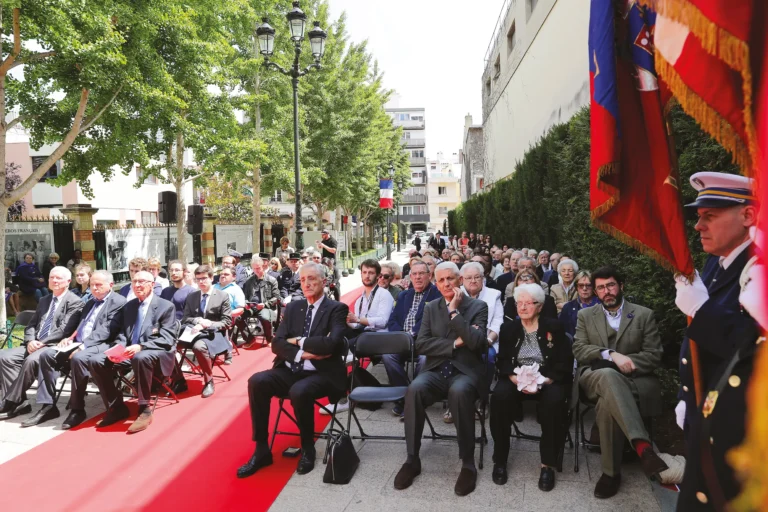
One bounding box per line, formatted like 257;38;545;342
429;171;458;180
401;194;427;204
402;138;426;148
399;213;430;223
393;119;425;129
410;157;426;166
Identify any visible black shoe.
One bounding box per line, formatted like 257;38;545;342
201;380;215;398
171;379;188;395
594;473;621;499
538;466;555;492
296;453;315;475
97;404;130;428
454;467;477;496
0;401;30;420
61;409;87;430
394;461;421;490
0;400;15;414
21;405;60;427
639;447;669;479
492;464;508;485
237;451;273;478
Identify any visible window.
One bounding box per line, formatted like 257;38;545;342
485;78;492;97
397;113;410;121
412;115;424;122
493;54;501;79
507;21;516;55
411;150;424;158
439;207;448;215
32;156;60;182
136;166;158;185
400;205;426;215
438;186;447;195
403;131;411;139
142;211;158;224
271;189;284;202
405;186;425;196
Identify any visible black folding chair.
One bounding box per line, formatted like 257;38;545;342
176;322;231;383
269;338;350;464
508;392;574;472
4;310;35;349
115;363;179;413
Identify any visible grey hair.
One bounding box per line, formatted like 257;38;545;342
383;261;402;278
460;261;485;277
519;256;535;266
299;262;325;279
538;250;550;257
92;270;114;284
513;283;545;304
50;266;71;280
435;261;460;277
410;260;429;274
511;250;523;258
49;252;60;259
558;258;579;273
251;257;263;267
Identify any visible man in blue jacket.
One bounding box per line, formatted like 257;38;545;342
382;260;442;418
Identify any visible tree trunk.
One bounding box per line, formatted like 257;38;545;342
355;210;362;255
315;202;325;230
0;204;8;325
174;132;188;263
335;206;342;232
252;163;261;254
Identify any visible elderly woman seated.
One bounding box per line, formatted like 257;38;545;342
460;262;503;364
490;283;574;492
503;270;558;321
450;252;465;268
559;270;600;337
549;258;579;313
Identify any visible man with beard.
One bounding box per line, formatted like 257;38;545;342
160;260;194;320
572;266;667;499
344;259;394;349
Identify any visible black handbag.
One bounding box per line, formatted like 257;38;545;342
322;429;359;484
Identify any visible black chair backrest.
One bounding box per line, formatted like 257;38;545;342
354;331;412;358
13;310;36;327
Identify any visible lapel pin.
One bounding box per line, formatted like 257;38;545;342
627;313;634;319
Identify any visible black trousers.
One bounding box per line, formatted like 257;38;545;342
88;350;166;408
248;365;343;453
490;378;567;467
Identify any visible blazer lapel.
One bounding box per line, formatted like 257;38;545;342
590;306;609;348
308;299;327;335
615;304;635;344
143;301;157;337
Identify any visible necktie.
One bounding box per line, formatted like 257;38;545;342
200;293;208;315
131;300;146;346
38;296;59;340
77;299;104;342
291;304;315;373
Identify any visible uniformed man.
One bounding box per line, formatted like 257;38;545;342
674;172;757;433
228;249;252;287
279;252;303;304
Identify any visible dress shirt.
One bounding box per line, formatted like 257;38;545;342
78;292;111;341
131;293;153;346
348;285;394;332
287;296;325;372
600;300;624;359
214;282;245;309
40;289;68;331
720;238;752;270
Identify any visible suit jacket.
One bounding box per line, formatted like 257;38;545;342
242;274;280;308
496;317;573;386
78;292;127;348
279;268;303;300
271;298;349;392
120;281;163;298
117;296;177;376
572;301;662;416
495;271;516;303
416;295;489;393
24;291;85;345
550;283;577;314
182;288;232;356
387;282;443;336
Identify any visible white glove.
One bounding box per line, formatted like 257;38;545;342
739;263;767;330
675;400;686;430
675;270;709;317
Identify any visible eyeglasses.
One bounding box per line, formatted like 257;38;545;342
577;284;593;290
378;274;393;280
595;282;619;293
517;301;539;309
519;275;534;281
410;271;428;277
132;279;153;285
195;276;211;282
463;275;483;282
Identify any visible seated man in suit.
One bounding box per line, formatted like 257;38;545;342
88;271;176;434
33;270;126;428
241;256;279;345
0;266;84;422
382;260;442;418
572;266;668;499
395;261;488;497
279;252;304;304
119;257;162;299
180;264;232;398
237;262;348;478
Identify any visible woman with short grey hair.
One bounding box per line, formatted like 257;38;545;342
549;258;579;314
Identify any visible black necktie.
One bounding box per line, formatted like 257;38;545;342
39;296;59;340
291;304;315;373
200;293;208;315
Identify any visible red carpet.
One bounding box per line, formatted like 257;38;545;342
0;288;363;512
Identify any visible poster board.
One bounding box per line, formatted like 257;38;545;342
5;222;55;271
215;225;254;258
105;227;194;271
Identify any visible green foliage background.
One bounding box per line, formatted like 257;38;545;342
448;106;740;362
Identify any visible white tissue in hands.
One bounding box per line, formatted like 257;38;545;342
514;364;546;393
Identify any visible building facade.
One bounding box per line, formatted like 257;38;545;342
460;114;486;201
427;152;461;233
481;0;589;187
385;94;429;234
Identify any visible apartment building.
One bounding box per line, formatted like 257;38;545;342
427;152;461;233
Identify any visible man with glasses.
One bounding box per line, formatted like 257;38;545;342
379;262;403;301
88;271;176;433
160;260;194;321
119;257;162;299
572;266;667;499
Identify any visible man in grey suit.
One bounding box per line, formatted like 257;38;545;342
180;264;232;398
0;266;84;422
395;261;489;497
88;271;177;434
36;270;126;429
573;266;668;499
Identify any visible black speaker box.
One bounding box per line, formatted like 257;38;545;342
187;205;204;235
158;191;177;224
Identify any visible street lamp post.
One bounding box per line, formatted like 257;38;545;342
256;2;327;251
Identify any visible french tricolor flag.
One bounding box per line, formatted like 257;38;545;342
379;179;393;209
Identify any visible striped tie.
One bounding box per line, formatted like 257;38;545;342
291;305;314;373
38;296;59;340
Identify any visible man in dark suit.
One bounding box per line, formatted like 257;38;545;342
0;266;84;421
395;261;488;497
242;256;280;344
237;262;348;478
180;264;232;398
88;270;176;434
118;257;162;299
382;260;442;417
279;252;304;303
34;270;126;428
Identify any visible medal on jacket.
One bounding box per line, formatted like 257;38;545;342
546;332;553;349
702;390;719;418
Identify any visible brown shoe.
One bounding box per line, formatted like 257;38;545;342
394;461;421;490
127;409;153;434
639;447;669;479
454;467;477;496
594;473;621;499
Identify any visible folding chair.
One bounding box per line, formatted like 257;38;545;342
346;332;419;441
4;310;35;349
507;392;574;472
115;364;179;413
177;327;232;382
269;338;350;464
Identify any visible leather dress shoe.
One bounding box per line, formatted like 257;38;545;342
127;409;153;434
97;404;130;428
394;461;421;490
296;453;315;475
236;451;273;478
171;379;188;395
61;409;87;430
454;467;477;496
594;473;621;499
21;405;60;427
492;464;508;485
201;380;215;398
0;400;30;420
538;466;555;492
639;447;669;479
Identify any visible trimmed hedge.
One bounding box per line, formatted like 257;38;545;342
449;106;740;361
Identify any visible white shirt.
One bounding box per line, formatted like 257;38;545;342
288;296;325;371
462;285;503;352
601;300;624;359
720;239;752;270
348;285;394;332
79;291;112;341
40;289;69;334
